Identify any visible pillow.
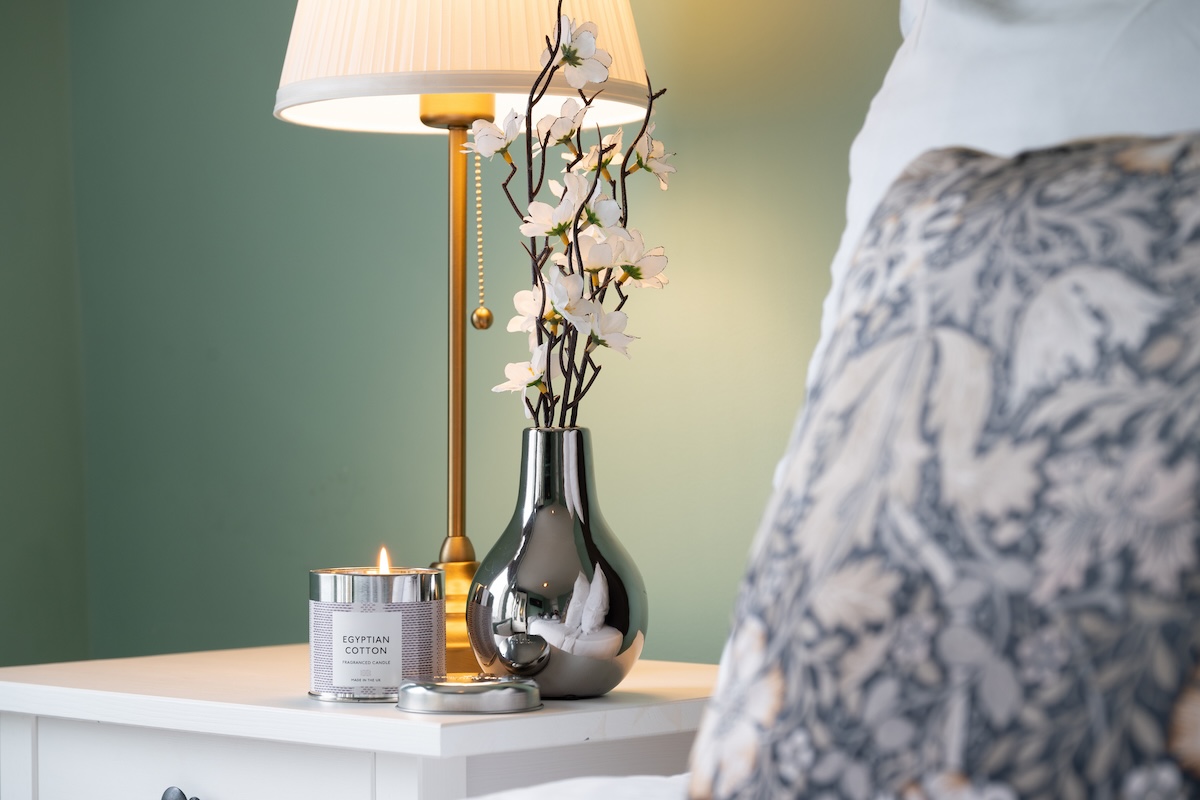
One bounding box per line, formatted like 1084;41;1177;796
689;131;1200;798
810;0;1200;387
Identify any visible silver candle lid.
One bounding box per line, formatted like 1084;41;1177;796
395;674;542;714
310;567;443;603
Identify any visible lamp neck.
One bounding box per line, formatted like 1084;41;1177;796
419;93;495;129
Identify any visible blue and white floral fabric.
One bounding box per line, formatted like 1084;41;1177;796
689;132;1200;799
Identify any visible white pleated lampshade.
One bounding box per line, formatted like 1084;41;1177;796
275;0;649;134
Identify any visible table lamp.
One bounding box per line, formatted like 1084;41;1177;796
274;0;650;672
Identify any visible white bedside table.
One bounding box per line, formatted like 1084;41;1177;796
0;644;716;800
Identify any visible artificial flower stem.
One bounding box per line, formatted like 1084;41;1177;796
501;161;523;218
619;79;667;227
569;357;603;427
558;331;577;428
525;0;564;204
614;283;629;312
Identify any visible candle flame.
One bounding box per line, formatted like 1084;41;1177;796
378;547;391;574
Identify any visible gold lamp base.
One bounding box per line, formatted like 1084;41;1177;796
433;544;481;674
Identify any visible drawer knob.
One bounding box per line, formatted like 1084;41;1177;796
162;788;199;800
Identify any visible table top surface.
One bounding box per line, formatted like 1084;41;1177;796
0;644;719;758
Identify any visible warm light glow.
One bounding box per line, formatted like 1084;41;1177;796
378;547;391;574
277;92;646;134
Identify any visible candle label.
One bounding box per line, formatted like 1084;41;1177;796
310;597;445;698
331;604;405;689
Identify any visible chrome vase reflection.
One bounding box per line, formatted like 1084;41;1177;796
467;427;647;698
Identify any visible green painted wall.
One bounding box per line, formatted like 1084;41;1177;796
0;0;89;666
59;0;900;664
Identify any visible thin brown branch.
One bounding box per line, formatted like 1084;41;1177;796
614;281;629;312
501;160;523;218
556;332;575;427
618;77;667;227
533;129;554;197
559;327;586;427
526;0;566;203
568;358;602;426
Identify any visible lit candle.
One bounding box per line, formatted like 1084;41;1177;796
309;548;446;702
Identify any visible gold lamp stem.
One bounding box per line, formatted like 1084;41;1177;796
446;124;471;554
421;93;493;674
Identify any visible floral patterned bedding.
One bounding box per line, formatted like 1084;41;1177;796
689;131;1200;799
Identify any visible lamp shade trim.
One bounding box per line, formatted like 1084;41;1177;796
275;74;650;134
276;71;650;106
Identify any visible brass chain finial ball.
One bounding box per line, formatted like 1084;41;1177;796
471;306;494;330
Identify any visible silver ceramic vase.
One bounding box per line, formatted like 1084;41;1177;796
466;427;647;698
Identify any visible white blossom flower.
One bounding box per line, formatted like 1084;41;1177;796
508;275;593;345
492;343;561;417
552;232;616;276
579;234;617;273
542;173;621;242
564;298;600;336
463;109;520;160
540;15;611;90
584;306;634;356
536;99;587;149
614;229;668;288
547;269;595;331
555;173;622;236
585;195;621;231
555;172;591;210
492;360;541;394
632;122;676;190
546;268;583;310
576;128;623;182
507;285;545;348
519;196;576;241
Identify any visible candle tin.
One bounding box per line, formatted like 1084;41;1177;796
309;567;446;702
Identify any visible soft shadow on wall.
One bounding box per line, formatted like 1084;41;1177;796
62;1;900;665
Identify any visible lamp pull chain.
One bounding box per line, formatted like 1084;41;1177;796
470;152;494;330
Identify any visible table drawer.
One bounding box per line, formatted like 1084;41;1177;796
37;718;373;800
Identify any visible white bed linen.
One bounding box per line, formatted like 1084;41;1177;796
470;772;688;800
810;0;1200;389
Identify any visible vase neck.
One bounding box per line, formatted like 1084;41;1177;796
515;427;597;520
